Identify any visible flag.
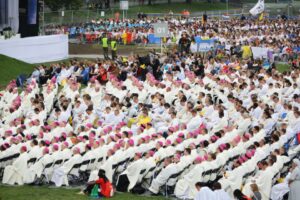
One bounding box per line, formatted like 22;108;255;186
258;12;264;21
249;0;265;16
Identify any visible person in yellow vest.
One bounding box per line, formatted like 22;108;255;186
122;31;127;45
241;42;252;60
128;108;151;128
111;37;117;60
102;33;109;60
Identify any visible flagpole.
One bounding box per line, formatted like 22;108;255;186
226;0;229;15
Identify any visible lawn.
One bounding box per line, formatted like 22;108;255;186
44;2;233;25
0;185;166;200
0;55;35;89
276;62;291;73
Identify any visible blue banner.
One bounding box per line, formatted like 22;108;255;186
148;34;161;44
27;0;37;25
191;37;216;52
193;37;216;52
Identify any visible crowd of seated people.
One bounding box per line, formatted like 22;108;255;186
0;17;300;200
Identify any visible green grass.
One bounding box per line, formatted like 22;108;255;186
0;185;166;200
276;62;291;73
44;2;233;25
0;55;35;88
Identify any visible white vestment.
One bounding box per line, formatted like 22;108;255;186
2;152;29;185
194;187;217;200
51;154;82;187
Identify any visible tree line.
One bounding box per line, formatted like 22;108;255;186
44;0;194;11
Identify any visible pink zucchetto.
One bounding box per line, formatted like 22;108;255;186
53;144;59;150
234;135;241;143
176;137;182;144
178;132;184;138
195;156;203;163
219;143;227;151
165;139;172;146
43;147;50;154
97;121;103;126
135;152;142;158
127;131;133;136
148;150;155;157
73;147;80;154
168;127;175;132
157;141;163;147
21;146;27;152
103;128;109;134
107;126;113;131
26;134;32;140
63;141;69;147
128;139;134;146
116;133;122;138
99;138;105;144
114;143;121;149
86;123;93;128
238;157;244;164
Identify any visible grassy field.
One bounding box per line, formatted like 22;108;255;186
44;2;233;25
0;185;166;200
276;62;291;73
0;55;35;88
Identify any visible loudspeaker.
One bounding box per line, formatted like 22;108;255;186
19;0;39;37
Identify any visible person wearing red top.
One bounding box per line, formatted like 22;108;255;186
81;170;113;198
95;175;113;198
233;189;252;200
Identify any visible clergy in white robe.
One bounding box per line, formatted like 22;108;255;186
194;182;217;200
270;173;290;200
51;147;82;187
287;159;300;200
116;153;144;192
2;146;29;185
243;161;274;200
149;157;179;194
24;147;53;184
212;182;232;200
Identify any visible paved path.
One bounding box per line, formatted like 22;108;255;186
69;54;104;59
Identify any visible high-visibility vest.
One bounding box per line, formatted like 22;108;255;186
111;41;117;51
102;37;108;48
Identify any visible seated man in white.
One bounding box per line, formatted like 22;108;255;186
24;147;53;184
149;156;179;194
51;147;82;187
270;172;290;200
194;182;217;200
2;146;29;185
212;182;232;200
242;160;273;200
116;152;144;192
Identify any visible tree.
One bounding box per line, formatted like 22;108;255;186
148;0;152;5
168;0;171;3
44;0;64;11
105;0;110;9
64;0;83;10
186;0;192;3
44;0;83;11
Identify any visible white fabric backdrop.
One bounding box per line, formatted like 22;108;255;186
0;0;19;33
0;35;69;64
8;0;19;33
251;47;269;59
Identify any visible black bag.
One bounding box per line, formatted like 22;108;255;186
131;183;145;194
116;174;129;192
